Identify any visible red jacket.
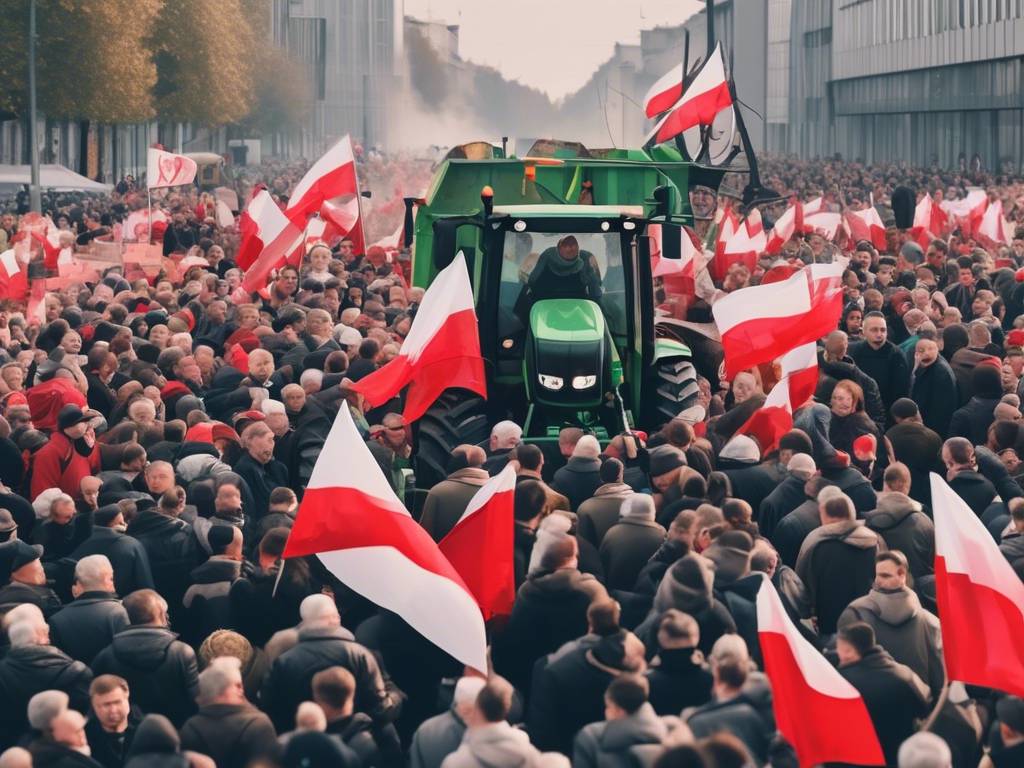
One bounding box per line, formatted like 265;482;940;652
27;378;87;433
30;431;100;501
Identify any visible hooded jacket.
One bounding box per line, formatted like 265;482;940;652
551;456;603;512
179;701;279;768
577;483;634;547
124;714;189;768
645;647;712;716
91;627;199;727
838;586;945;697
573;702;670;768
599;515;666;592
410;707;468;768
796;519;883;634
865;492;936;579
441;722;544;768
0;644;93;746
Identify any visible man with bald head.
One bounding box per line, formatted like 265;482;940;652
418;444;490;541
234;421;289;519
817;330;886;431
910;335;958;437
279;383;331;491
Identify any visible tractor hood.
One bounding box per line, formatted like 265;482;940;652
527;299;607;407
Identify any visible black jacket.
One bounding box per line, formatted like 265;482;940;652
125;511;200;616
234;453;290;520
527;646;616;754
229;564;310;648
91;627;199;728
773;498;820;569
85;710;141;768
599;518;666;592
839;646;930;765
551;456;602;511
865;492;935;579
30;739;104;768
260;625;398;731
48;591;129;665
0;580;62;618
181;557;243;646
758;474;807;540
719;463;779;517
645;647;712;716
910;357;958;438
70;528;154;598
686;694;772;765
948;470;997;518
850;339;910;411
325;713;403;768
817;353;887;432
949;396;1000;446
0;645;92;748
886;421;945;508
179;702;279;768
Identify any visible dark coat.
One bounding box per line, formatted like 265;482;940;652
645;647;712;716
828;410;879;461
125;511;200;617
30;740;104;768
886;421;945;508
599;518;666;592
576;484;633;548
0;580;62;618
48;591;129;665
850;339;910;411
409;708;466;768
229;563;311;648
492;568;608;692
817;354;887;432
0;645;92;748
70;528;154;598
260;625;398;731
773;498;820;568
325;712;402;768
179;702;279;768
839;646;930;765
85;709;141;768
285;404;332;492
551;456;603;511
719;463;780;517
418;468;491;541
234;453;290;520
91;627;199;727
910;357;959;437
181;557;243;646
948;470;997;518
686;694;772;765
758;474;807;540
865;492;936;579
949;396;1000;446
820;465;877;513
573;702;669;768
795;519;883;635
999;530;1024;570
527;646;616;754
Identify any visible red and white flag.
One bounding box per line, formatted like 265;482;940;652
286;136;362;249
643;65;685;119
758;577;885;768
439;464;516;621
352;251;486;422
648;43;733;146
844;206;887;251
911;193;949;249
284;405;488;672
765;200;801;255
802;196;824;216
713;261;844;378
709;203;740;281
650;222;701;279
802;211;842;241
941;189;987;238
736;343;818;455
0;249;28;301
931;473;1024;697
147;148;198;189
977;198;1010;246
320;195;365;255
716;212;767;277
239;191;304;292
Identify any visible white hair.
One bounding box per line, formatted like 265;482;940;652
572;435;601;459
32;487;65;520
0;746;33;768
2;603;43;631
26;690;68;730
299;369;323;390
260;399;286;416
170;332;193;347
452;676;486;707
294;701;327;732
299;594;339;626
8;620;43;648
197;656;242;704
49;493;74;515
897;731;952;768
709;633;749;665
819;489;855;518
74;555;113;591
817;485;846;504
490;420;522;450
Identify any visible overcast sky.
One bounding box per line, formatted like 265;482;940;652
403;0;705;100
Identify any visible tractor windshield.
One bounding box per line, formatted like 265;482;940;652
498;231;627;341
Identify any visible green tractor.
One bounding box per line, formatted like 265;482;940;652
405;140;722;487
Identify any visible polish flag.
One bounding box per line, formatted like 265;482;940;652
911;193;949;249
147;148;198;189
236;186;270;269
0;249;28;301
757;577;885;768
941;189;988;238
802;211;842;241
643;65;684;118
844;207;887;250
286;135;360;226
239;191;304;292
977;198;1010;246
710;204;740;281
802;196;824;217
650;222;701;279
351;251;486;422
284;405;488;672
716;212;767;278
765;200;801;255
285;216;336;269
930;473;1024;697
736;343;818;455
320;195;365;255
713;263;844;378
439;464;516;620
649;43;733;145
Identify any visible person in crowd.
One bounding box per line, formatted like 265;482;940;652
851;312;910;415
48;555;129;665
864;463;935;581
441;676;546;768
418;446;491;541
551;435;603;511
576;458;634;548
572;674;670;768
599;494;666;592
409;677;485;768
85;675;141;768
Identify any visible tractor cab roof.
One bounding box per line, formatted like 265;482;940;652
491;204;645;219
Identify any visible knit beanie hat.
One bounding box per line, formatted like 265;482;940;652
648;445;686;477
702;530;753;586
719;434;760;464
654;553;713;613
573;435;601;459
527;511;573;576
619;493;655;522
198;629;254;672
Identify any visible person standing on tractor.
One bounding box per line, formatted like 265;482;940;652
524;235;603;304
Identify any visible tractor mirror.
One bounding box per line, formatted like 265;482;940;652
646;221;684;264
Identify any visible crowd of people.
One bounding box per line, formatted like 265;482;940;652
0;153;1019;768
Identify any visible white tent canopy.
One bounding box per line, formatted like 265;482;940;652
0;164;112;192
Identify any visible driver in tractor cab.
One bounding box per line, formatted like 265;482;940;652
523;235;603;304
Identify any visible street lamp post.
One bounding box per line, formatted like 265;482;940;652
28;0;41;212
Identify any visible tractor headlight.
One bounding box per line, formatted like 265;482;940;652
538;373;564;390
572;375;597;390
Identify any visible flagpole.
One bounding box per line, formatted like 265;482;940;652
921;680;950;732
147;186;153;244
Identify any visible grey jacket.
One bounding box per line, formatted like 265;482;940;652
420;468;491;541
410;709;467;768
577;483;634;548
440;722;544;768
573;703;670;768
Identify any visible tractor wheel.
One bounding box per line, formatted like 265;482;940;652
650;357;700;427
414;389;491;489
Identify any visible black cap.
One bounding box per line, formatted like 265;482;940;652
93;504;124;527
57;404;92;432
0;540;43;580
0;509;15;536
996;696;1024;734
207;524;236;554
